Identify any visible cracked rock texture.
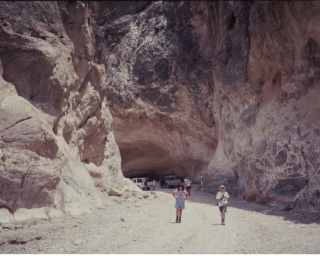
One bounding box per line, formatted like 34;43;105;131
0;1;131;221
97;1;217;178
205;1;320;212
97;1;320;212
1;0;320;218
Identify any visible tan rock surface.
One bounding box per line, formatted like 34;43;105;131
0;1;130;221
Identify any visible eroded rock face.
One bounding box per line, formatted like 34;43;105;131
96;1;217;178
0;1;130;220
97;1;320;212
1;1;320;216
199;2;320;211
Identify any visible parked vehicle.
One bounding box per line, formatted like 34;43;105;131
131;177;151;190
160;175;183;188
146;178;153;187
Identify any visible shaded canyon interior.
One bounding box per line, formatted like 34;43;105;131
1;1;320;221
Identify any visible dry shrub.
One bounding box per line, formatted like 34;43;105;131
116;185;124;190
92;177;109;191
245;191;257;201
107;181;123;191
91;176;125;198
262;193;278;204
123;191;132;199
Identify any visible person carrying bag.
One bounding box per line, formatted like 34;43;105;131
216;185;230;225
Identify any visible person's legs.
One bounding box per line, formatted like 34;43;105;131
176;208;179;222
179;209;182;223
219;206;224;224
221;206;227;224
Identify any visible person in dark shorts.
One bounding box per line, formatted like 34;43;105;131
172;184;189;223
216;185;230;225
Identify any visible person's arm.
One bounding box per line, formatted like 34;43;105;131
226;194;230;206
184;191;189;200
172;190;177;199
216;194;219;203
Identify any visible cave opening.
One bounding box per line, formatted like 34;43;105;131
119;143;182;179
118;140;208;181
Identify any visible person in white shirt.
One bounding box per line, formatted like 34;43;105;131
216;185;230;225
152;179;155;190
184;177;192;196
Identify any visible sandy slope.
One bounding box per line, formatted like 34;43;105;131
1;182;320;254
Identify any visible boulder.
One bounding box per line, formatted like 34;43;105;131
108;188;123;197
13;208;48;222
0;209;14;223
143;194;150;199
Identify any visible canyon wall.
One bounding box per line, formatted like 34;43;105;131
205;1;320;211
96;1;217;179
97;1;320;211
1;1;320;218
0;1;132;222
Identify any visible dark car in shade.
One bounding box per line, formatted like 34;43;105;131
159;175;183;188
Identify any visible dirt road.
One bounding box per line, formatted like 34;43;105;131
1;182;320;254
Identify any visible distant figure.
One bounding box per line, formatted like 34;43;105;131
152;179;156;190
172;184;189;223
216;185;230;225
184;176;192;196
142;178;147;190
197;174;204;190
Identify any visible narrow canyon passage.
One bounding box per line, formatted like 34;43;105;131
2;0;320;236
1;183;320;254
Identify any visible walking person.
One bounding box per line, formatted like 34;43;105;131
143;178;148;190
172;184;189;223
197;174;204;190
184;176;192;196
152;179;156;190
216;185;230;225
